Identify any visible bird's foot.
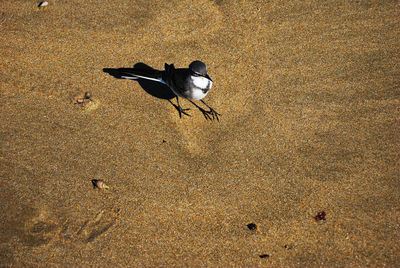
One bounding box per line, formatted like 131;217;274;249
169;99;191;118
174;105;191;118
207;107;220;121
198;107;220;121
198;100;221;121
177;107;191;118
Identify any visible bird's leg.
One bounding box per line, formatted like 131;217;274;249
201;100;221;121
168;97;191;118
188;100;218;121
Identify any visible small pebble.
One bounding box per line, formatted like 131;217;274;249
74;92;92;104
91;179;110;190
247;223;257;231
38;1;48;9
314;211;326;221
259;254;270;258
75;98;90;104
284;244;292;250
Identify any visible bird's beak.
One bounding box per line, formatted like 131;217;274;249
206;74;213;82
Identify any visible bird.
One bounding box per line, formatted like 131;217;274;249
104;61;220;121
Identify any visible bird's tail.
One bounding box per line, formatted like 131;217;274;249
103;68;165;84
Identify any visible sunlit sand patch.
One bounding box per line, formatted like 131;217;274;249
137;0;223;43
170;106;211;156
83;98;100;112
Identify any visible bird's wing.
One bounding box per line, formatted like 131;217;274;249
103;68;165;84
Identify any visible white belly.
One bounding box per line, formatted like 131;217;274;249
190;88;208;100
190;76;212;100
192;76;212;89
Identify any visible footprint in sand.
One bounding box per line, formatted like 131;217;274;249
61;208;119;243
17;205;120;247
20;206;60;247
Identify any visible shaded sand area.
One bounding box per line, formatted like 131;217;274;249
1;0;399;266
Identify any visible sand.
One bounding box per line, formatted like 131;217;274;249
0;0;399;266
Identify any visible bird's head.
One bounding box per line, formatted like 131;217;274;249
189;61;212;81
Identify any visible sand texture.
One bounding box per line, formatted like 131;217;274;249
1;0;399;266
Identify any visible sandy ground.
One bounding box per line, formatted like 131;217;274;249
0;0;399;266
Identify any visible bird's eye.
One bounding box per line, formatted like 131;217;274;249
192;71;201;76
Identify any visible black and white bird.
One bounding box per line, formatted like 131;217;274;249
104;61;220;121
